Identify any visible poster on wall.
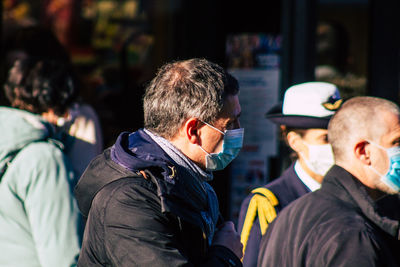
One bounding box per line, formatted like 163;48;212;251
226;34;281;222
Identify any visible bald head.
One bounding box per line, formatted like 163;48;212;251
328;96;400;164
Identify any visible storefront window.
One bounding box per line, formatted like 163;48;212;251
316;0;369;100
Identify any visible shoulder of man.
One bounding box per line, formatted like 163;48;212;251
74;148;146;217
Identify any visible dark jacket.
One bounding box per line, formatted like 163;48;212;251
237;163;310;267
74;129;241;266
258;165;400;267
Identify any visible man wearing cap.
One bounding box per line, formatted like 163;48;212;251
237;82;342;267
258;96;400;266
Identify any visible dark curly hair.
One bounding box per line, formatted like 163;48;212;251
4;58;78;116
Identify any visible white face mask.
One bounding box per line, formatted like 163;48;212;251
301;143;335;176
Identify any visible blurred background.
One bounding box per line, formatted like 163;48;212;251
1;0;399;223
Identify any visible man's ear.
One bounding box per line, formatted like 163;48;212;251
183;118;202;145
354;140;371;165
287;131;302;153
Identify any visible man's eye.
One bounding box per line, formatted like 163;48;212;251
228;119;240;130
392;138;400;146
226;122;233;130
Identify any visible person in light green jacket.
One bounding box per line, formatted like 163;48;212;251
0;58;81;266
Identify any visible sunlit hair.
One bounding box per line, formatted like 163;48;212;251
143;58;239;138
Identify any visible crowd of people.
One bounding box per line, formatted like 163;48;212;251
1;25;400;267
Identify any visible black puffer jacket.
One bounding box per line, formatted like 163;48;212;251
258;165;400;267
74;129;241;266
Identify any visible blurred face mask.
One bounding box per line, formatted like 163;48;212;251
301;143;335;176
368;141;400;192
198;121;244;171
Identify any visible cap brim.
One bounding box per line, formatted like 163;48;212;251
265;103;331;129
266;114;331;129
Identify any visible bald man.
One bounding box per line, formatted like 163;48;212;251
258;96;400;267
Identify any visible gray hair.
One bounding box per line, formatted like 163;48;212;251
328;96;400;162
143;58;239;138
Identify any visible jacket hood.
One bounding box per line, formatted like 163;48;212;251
75;129;212;225
75;129;177;217
0;107;52;171
111;129;174;177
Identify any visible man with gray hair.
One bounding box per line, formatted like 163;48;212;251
258;96;400;266
74;58;243;266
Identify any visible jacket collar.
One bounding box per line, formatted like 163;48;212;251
110;130;210;226
322;165;400;239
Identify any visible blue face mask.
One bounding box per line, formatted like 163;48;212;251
198;121;244;171
368;141;400;192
